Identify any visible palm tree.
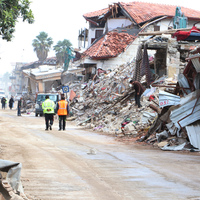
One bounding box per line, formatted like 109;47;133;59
32;32;53;62
53;39;72;65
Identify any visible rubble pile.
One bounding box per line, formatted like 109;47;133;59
20;94;35;114
68;49;200;151
68;62;159;136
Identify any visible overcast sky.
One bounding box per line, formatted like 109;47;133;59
0;0;200;75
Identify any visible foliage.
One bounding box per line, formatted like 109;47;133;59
0;0;34;41
53;39;72;65
32;31;53;62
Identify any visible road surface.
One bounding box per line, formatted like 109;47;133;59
0;108;200;200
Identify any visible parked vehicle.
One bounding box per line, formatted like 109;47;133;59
35;93;60;117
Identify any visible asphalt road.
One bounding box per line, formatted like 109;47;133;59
0;108;200;200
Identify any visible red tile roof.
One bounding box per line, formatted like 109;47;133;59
83;2;200;24
82;32;136;59
83;7;109;18
119;2;200;24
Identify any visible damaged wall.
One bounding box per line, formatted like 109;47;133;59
167;36;180;78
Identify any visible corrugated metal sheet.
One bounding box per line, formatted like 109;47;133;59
194;73;200;90
159;90;180;108
178;73;192;95
170;90;200;133
190;55;200;73
186;122;200;149
166;122;177;135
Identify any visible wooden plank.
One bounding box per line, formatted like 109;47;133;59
138;28;191;36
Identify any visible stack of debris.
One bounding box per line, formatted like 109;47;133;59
68;46;200;152
20;94;35;114
68;61;158;135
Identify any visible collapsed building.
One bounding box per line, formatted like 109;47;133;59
66;2;200;151
68;30;200;151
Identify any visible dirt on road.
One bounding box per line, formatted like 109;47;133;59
0;108;200;200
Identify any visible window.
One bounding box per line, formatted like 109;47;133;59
95;30;103;38
154;25;160;31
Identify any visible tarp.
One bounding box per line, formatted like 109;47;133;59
173;26;200;41
69;90;77;101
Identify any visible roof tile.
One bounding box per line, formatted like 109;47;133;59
84;2;200;24
120;2;200;24
83;7;109;18
82;32;135;59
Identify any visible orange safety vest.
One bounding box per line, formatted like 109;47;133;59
57;100;68;116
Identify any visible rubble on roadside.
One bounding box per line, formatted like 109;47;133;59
67;47;200;152
19;94;35;115
0;160;29;200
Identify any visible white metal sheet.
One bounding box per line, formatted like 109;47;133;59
186;123;200;149
159;90;180;107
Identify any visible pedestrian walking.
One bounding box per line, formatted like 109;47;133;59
56;94;69;131
17;97;23;116
5;97;8;108
129;80;145;108
1;97;6;109
42;95;55;131
9;96;14;110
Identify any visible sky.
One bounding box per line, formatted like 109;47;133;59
0;0;200;75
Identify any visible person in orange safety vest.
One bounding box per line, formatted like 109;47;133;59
56;94;70;131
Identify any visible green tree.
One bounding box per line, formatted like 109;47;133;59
0;0;34;41
53;39;72;65
32;31;53;62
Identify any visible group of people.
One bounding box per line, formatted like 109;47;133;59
1;79;144;131
1;96;23;117
42;94;69;131
1;93;69;131
42;80;145;131
1;96;15;110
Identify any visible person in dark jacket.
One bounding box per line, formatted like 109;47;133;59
1;97;6;109
130;80;145;108
56;94;69;131
9;96;14;110
17;97;22;116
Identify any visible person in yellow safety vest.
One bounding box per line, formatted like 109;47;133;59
56;94;69;131
5;97;8;108
42;95;55;131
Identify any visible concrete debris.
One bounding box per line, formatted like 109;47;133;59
161;142;187;151
67;41;200;152
66;62;155;138
18;93;35;114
